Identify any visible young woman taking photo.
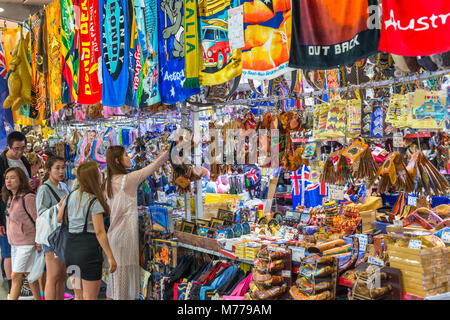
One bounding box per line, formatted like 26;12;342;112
105;146;169;300
57;161;116;300
2;167;40;300
35;155;71;300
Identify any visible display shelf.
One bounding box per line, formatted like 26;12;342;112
177;242;254;265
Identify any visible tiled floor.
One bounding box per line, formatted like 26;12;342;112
0;257;107;300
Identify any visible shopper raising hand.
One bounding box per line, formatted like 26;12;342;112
57;161;116;300
105;146;169;300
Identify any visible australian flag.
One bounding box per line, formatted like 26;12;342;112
290;165;326;209
0;41;14;147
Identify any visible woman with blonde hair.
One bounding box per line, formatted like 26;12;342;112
105;146;169;300
57;161;116;300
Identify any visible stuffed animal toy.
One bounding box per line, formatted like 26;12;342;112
3;31;32;111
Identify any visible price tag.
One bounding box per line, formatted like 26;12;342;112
407;195;417;207
408;239;422;250
291;247;305;262
393;219;403;228
328;185;345;201
281;270;291;278
298;234;304;241
442;231;450;244
157;191;167;203
393;132;403;148
368;256;384;266
227;5;245;50
355;234;368;252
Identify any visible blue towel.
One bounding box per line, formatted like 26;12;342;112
157;0;199;104
99;0;129;107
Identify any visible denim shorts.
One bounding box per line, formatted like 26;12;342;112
42;244;53;253
0;234;11;259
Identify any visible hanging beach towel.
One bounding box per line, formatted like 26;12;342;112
138;0;161;107
125;0;140;108
30;12;46;121
157;0;200;104
241;0;293;80
46;1;64;112
289;0;380;70
99;0;129;107
379;0;450;56
77;0;102;105
60;0;79;104
198;0;242;86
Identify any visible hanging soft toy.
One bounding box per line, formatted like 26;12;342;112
3;29;32;111
217;175;230;194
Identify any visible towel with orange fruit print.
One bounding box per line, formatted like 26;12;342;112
241;0;293;80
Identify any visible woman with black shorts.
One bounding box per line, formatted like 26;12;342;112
57;161;116;300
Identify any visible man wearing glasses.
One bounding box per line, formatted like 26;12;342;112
0;131;33;299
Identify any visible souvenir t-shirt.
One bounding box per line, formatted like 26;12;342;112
64;189;104;233
77;0;102;105
242;0;293;80
378;0;450;56
99;0;129;107
157;0;200;104
198;0;242;85
289;0;380;69
60;0;79;104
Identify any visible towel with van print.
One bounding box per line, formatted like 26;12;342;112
198;0;242;86
158;0;200;104
289;0;380;69
60;0;79;104
138;0;161;107
378;0;450;56
77;0;102;105
241;0;293;80
99;0;129;107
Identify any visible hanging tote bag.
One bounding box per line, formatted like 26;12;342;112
47;192;72;264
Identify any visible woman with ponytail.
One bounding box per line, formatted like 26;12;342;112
35;154;70;300
105;146;169;300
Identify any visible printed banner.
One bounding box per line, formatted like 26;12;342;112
198;0;242;86
289;0;380;70
99;0;129;107
158;0;200;104
379;0;450;56
139;0;161;107
241;0;293;80
77;0;102;104
60;0;79;104
46;1;64;112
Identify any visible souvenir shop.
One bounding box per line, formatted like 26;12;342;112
0;0;449;301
